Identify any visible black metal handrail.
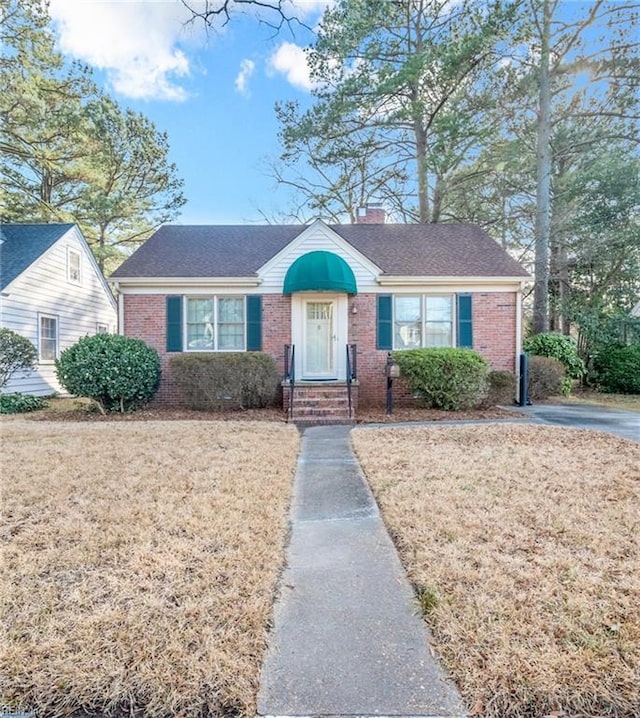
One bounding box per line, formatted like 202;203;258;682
284;344;295;419
346;343;357;419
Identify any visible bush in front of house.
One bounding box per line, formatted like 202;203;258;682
592;343;640;394
393;348;490;410
170;352;279;411
527;355;565;399
524;332;584;393
0;327;38;389
482;370;516;407
0;392;48;414
55;334;161;414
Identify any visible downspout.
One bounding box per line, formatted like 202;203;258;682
112;282;124;335
515;282;524;403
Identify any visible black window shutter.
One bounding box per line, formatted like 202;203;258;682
457;294;473;348
166;296;183;352
377;295;393;350
246;295;262;351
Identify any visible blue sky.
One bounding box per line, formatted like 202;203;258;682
48;1;330;224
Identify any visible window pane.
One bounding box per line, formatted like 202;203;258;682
187;298;214;349
218;324;244;350
218;297;244;323
425;296;452;322
218;298;244;350
394;296;421;349
425;322;452;347
40;317;57;360
395;296;421;321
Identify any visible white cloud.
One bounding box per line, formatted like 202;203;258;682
268;42;314;91
48;0;202;101
235;58;255;95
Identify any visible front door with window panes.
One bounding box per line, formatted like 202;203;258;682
304;300;336;378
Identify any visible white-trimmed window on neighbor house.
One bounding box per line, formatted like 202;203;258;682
96;323;109;333
186;297;245;351
67;248;81;284
393;295;453;349
39;314;59;362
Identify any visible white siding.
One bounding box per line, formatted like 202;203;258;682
1;228;117;396
258;221;380;291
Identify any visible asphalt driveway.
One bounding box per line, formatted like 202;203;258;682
508;402;639;442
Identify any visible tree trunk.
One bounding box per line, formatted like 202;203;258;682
414;120;430;222
533;0;552;334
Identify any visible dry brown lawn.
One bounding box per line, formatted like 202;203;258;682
352;423;640;718
1;420;299;718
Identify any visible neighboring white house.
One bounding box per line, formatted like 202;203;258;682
0;223;118;396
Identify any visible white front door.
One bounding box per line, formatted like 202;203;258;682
304;300;336;378
291;294;347;381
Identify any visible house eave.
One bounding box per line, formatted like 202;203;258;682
111;276;263;289
376;275;530;287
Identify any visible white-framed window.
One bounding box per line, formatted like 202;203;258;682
186;296;245;351
67;248;81;285
39;314;59;362
393;295;453;349
96;323;109;333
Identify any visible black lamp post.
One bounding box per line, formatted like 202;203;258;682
385;352;400;415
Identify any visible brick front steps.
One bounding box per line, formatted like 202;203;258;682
283;381;358;424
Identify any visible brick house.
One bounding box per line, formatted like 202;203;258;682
110;210;529;419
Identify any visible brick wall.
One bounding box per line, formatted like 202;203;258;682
123;290;518;408
472;292;518;372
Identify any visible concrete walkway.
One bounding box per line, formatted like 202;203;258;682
258;425;465;718
507;402;639;442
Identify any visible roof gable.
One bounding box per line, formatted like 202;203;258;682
257;220;382;289
0;223;116;310
0;223;75;290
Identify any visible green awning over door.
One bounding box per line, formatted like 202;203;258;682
283;251;358;294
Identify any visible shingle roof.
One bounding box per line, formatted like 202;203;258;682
110;223;529;279
0;223;75;290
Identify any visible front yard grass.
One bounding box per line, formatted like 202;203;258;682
352;423;640;718
1;420;299;718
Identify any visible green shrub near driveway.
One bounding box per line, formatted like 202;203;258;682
593;343;640;394
393;348;489;410
524;333;584;394
527;356;565;399
170;352;279;411
56;334;161;414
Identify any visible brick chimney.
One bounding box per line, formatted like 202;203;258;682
356;203;386;224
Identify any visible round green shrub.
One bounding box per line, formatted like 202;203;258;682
592;343;640;394
393;348;489;410
0;327;37;388
527;355;565;399
56;334;160;413
523;332;585;379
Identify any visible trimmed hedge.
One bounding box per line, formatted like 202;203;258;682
527;356;565;399
56;334;160;414
393;348;489;410
170;352;279;411
592;343;640;394
482;370;516;407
